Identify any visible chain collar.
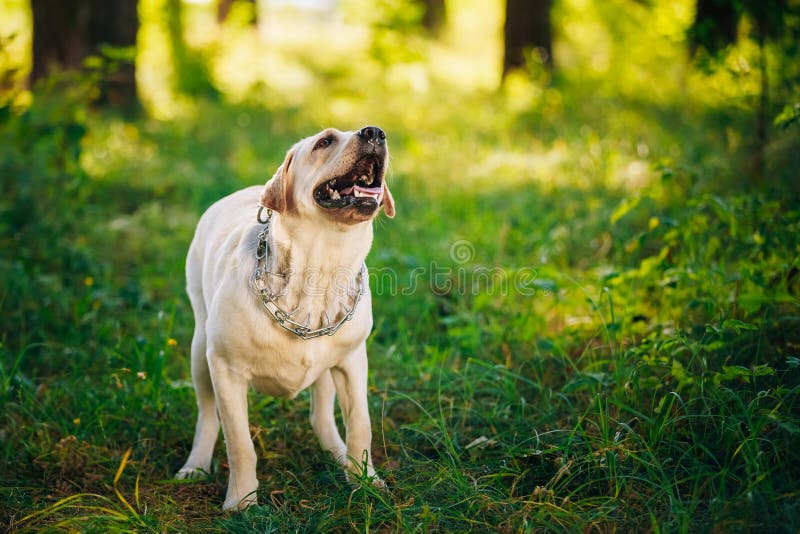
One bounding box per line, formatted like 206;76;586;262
249;207;366;340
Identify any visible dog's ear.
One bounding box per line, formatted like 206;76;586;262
381;181;395;218
260;149;295;213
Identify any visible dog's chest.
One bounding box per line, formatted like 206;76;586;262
248;357;312;398
247;340;322;397
239;316;368;398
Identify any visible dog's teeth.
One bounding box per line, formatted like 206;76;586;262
331;190;341;200
354;189;363;197
329;179;336;186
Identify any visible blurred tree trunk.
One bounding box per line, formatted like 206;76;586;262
30;0;139;109
86;0;139;108
30;0;87;82
421;0;446;35
217;0;232;22
503;0;553;78
689;0;790;182
217;0;258;26
688;0;738;57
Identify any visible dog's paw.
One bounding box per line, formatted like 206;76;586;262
333;447;348;462
222;492;258;512
175;467;208;480
344;469;386;489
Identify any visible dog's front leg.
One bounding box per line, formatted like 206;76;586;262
209;358;258;511
331;345;384;486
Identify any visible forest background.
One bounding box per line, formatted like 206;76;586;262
1;0;799;531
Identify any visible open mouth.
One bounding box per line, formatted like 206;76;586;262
313;156;384;211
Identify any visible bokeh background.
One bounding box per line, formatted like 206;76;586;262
1;0;799;531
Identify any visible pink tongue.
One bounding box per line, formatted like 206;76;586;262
354;185;382;195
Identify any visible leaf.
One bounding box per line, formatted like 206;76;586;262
671;359;690;385
465;436;496;460
113;448;139;519
715;365;752;384
738;292;798;314
464;436;494;450
610;196;641;225
777;420;800;434
113;448;131;486
721;319;758;334
751;364;775;377
637;247;670;278
773;103;800;129
601;271;620;284
713;364;773;385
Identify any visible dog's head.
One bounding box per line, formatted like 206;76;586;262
260;126;395;224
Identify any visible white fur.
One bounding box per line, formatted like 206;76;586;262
175;128;390;511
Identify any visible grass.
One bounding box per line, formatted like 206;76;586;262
2;1;800;532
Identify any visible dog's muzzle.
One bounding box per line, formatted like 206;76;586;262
313;128;388;214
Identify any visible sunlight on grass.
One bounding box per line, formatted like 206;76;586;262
2;0;799;531
1;0;775;193
129;0;705;194
137;0;199;118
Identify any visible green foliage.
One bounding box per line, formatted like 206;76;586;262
2;1;800;532
774;102;800;128
342;0;428;67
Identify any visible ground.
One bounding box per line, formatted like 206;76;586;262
1;1;799;532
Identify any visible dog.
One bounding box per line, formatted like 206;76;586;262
175;126;395;511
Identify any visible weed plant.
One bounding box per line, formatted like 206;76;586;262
1;1;799;532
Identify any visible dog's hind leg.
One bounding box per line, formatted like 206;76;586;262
331;346;384;487
176;280;219;479
310;369;347;465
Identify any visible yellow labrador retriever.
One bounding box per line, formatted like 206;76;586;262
176;126;394;511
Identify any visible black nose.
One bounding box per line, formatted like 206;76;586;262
357;126;386;145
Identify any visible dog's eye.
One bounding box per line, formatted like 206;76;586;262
314;136;334;150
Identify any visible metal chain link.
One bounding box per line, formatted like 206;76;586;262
249;207;365;340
